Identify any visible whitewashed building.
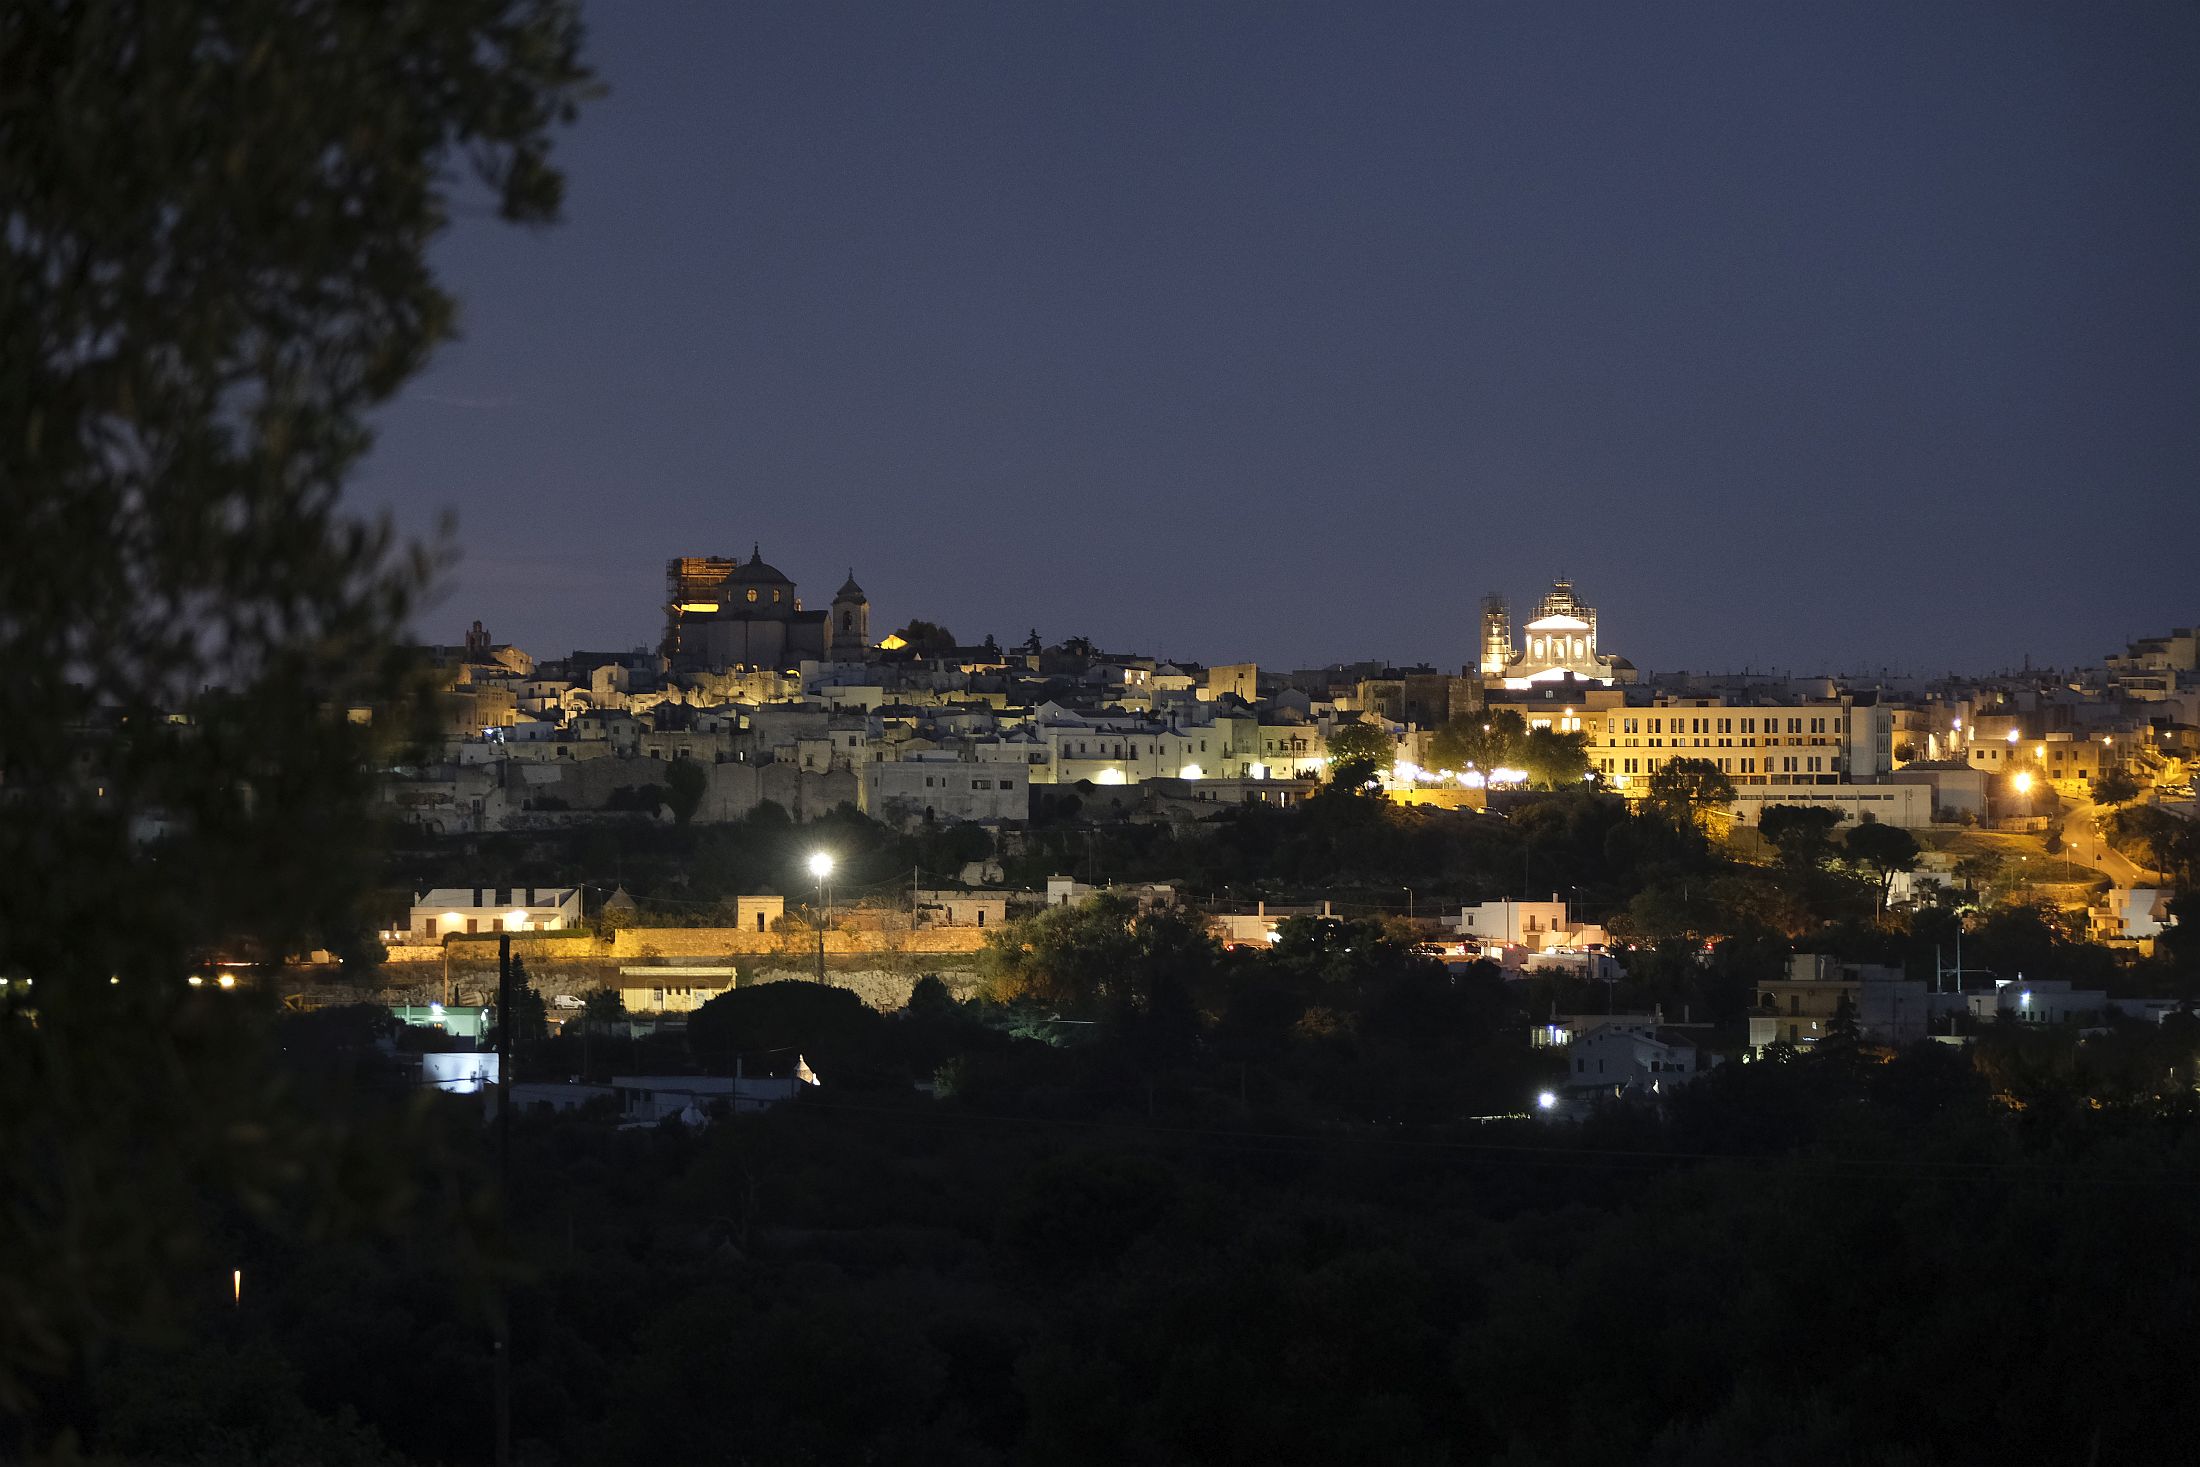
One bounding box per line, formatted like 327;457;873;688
403;887;582;943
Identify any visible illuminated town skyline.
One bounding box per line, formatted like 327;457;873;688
359;3;2200;674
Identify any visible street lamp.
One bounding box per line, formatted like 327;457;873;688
807;851;834;982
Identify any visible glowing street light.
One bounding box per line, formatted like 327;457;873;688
807;851;834;981
1536;1090;1558;1112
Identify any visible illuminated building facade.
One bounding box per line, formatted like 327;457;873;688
1481;579;1633;688
1577;689;1892;790
402;886;582;942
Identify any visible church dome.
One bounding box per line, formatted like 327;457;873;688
723;545;793;587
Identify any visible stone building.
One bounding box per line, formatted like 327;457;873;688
663;547;874;672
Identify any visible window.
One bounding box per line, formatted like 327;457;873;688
746;588;758;603
1001;778;1015;789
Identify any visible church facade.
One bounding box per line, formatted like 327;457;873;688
1479;579;1635;689
662;548;871;672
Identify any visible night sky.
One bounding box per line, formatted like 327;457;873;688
356;2;2200;677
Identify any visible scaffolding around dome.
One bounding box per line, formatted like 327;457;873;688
1478;579;1636;689
661;547;872;671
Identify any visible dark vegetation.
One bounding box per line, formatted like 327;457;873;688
50;937;2200;1466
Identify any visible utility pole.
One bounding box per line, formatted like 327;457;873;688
494;933;513;1467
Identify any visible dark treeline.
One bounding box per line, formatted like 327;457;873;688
41;896;2200;1465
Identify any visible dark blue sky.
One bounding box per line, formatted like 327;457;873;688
358;1;2199;676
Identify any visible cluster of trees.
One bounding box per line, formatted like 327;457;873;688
1323;709;1596;791
1424;708;1593;789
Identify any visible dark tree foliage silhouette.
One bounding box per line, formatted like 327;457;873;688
1758;804;1845;869
1646;756;1734;826
663;757;707;826
0;0;591;1432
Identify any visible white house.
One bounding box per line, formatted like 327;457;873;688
404;887;582;943
1531;1012;1661;1048
1749;954;1927;1052
1453;899;1608;953
1966;980;2106;1027
2092;888;2172;943
1563;1025;1712;1097
606;1071;811;1124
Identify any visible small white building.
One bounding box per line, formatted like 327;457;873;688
617;966;739;1014
403;887;582;943
1749;954;1927;1052
607;1072;810;1124
1563;1024;1712;1096
729;894;785;935
2092;888;2171;943
1967;980;2106;1027
1453;899;1607;953
915;889;1010;929
1531;1012;1662;1048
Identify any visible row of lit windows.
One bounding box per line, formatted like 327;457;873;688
1602;755;1829;775
1606;736;1837;750
1068;738;1213;756
1608;714;1842;736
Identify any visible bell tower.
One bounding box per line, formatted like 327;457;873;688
1479;593;1513;678
829;571;871;660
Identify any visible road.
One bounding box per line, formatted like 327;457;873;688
2057;795;2153;888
